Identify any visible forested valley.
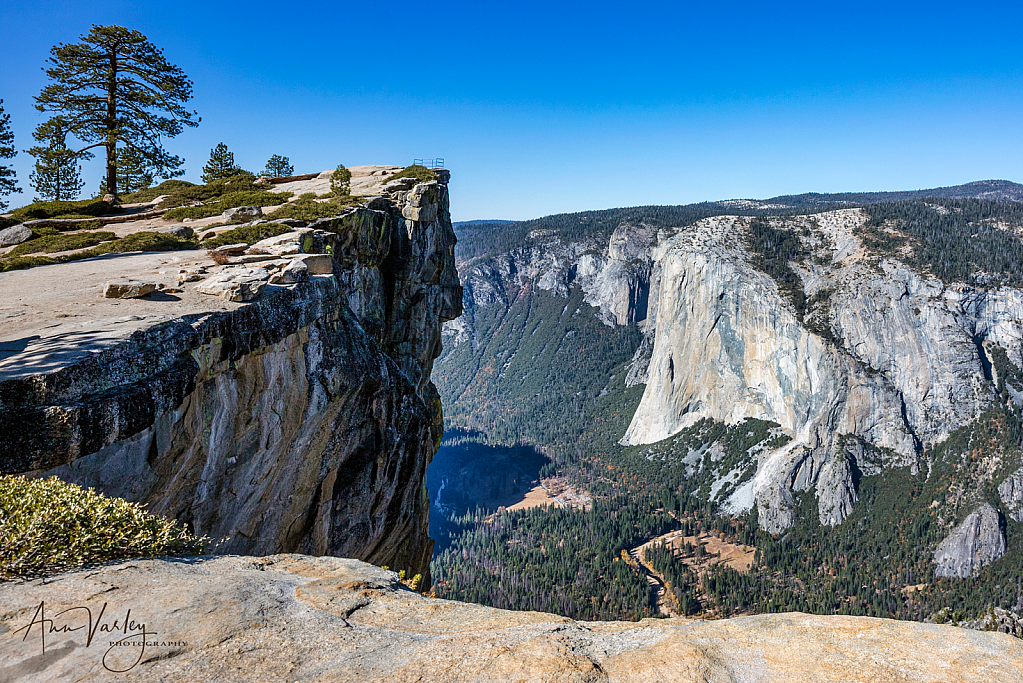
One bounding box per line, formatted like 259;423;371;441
429;191;1023;629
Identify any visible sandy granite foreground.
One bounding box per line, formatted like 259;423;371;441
1;554;1020;682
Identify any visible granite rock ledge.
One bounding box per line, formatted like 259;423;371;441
1;554;1021;682
0;170;460;581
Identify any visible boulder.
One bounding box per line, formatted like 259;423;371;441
293;253;333;275
158;224;195;239
269;259;309;285
103;280;157;299
207;243;249;257
0;224;33;247
933;503;1006;578
195;267;270;302
247;230;312;257
222;205;263;221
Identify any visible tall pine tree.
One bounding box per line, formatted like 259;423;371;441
0;99;21;211
34;24;199;198
27;117;86;201
202;143;240;183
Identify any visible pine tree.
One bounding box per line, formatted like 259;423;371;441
0;99;21;211
27;116;87;201
202;143;240;183
34;24;199;198
99;146;153;196
262;154;293;178
331;163;351;196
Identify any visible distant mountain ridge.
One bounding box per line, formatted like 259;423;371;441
762;179;1023;207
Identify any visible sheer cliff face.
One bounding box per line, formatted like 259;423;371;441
621;210;1023;534
448;208;1023;563
0;178;460;580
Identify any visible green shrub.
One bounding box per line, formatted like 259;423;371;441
0;217;17;230
202;223;293;248
6;231;117;257
162;190;292;221
387;164;438;185
8;199;117;222
0;475;206;580
120;178;196;203
157;173;263;209
266;195;363;222
0;256;57;272
67;231;198;259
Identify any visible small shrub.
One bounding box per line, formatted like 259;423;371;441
0;256;57;272
67;231;198;259
202;223;293;248
0;475;206;580
157;173;263;209
162;190;291;221
6;231;117;257
266;195;363;222
8;199;117;222
387;164;438;185
120;179;196;204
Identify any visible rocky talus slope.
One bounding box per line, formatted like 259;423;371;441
446;205;1023;577
0;169;460;580
2;555;1021;682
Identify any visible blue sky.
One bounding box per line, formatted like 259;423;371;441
2;1;1022;221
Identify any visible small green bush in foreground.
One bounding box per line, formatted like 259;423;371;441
1;232;198;272
6;231;116;257
7;199;117;222
0;256;57;272
0;475;206;580
67;231;197;259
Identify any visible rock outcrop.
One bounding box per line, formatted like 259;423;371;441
449;208;1023;534
999;467;1023;522
2;555;1021;682
0;174;460;581
933;504;1007;578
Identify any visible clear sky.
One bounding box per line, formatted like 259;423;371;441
2;1;1022;221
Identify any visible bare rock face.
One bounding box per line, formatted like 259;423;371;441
2;555;1021;682
999;467;1023;522
933;504;1007;578
0;176;460;582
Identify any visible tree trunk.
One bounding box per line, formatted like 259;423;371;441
105;51;118;197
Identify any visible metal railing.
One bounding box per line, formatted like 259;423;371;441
413;158;445;169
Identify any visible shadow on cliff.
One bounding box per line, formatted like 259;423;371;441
427;428;550;552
